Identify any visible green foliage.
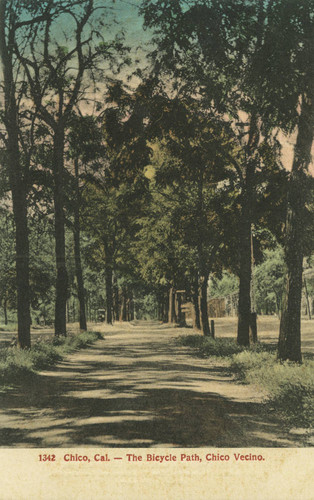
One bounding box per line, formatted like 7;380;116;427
231;351;314;427
28;216;56;323
178;335;244;357
179;335;314;426
209;273;239;298
254;247;286;315
141;0;314;132
56;331;102;352
0;348;34;385
0;208;17;313
28;341;63;370
0;322;18;332
0;207;56;325
230;351;276;378
135;294;157;320
0;331;102;389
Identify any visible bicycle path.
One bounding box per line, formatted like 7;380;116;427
0;322;310;447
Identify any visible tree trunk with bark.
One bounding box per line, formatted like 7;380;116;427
176;292;186;326
121;288;127;321
237;112;260;347
163;291;169;322
192;274;201;330
113;274;119;321
130;294;135;321
53;125;68;336
3;298;8;326
200;273;211;336
237;176;253;346
278;91;314;362
0;1;31;348
304;278;311;320
104;244;113;325
73;159;87;330
168;286;176;323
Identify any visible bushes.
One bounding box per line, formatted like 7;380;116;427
31;342;63;369
52;330;102;353
231;351;314;427
0;330;102;388
179;334;314;427
230;351;275;379
179;335;246;357
0;349;34;384
179;334;275;357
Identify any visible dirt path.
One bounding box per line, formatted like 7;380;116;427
0;322;310;448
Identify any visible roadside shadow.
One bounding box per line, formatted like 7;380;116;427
0;358;306;448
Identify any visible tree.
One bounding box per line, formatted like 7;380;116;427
254;247;286;316
140;0;287;345
13;0;129;335
139;94;241;335
67;115;105;330
135;180;192;325
253;0;314;361
0;0;35;347
89;81;152;324
0;206;16;325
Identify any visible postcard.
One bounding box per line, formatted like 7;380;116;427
0;0;313;498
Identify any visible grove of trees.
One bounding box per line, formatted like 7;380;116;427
0;0;313;363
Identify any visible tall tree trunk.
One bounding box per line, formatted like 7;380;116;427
163;290;169;322
249;312;257;343
237;188;252;346
105;254;113;325
113;273;120;321
73;158;87;330
200;273;211;336
53;125;68;336
278;92;314;362
192;274;201;330
157;299;161;321
121;288;127;321
237;111;260;346
196;167;212;336
86;292;90;322
0;1;31;348
130;294;135;321
168;286;176;323
303;277;311;320
168;287;173;323
66;299;70;323
177;292;186;326
126;299;129;321
127;297;131;321
3;298;8;326
113;273;119;321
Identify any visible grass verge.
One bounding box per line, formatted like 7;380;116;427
0;331;102;389
178;334;314;428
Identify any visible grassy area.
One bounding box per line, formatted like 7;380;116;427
0;331;102;390
0;323;18;332
179;335;314;428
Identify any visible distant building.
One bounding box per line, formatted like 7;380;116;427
208;291;238;317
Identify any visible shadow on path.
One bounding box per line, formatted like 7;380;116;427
0;323;309;448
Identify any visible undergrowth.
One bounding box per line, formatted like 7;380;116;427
179;334;275;357
178;334;314;428
231;351;314;427
0;331;102;388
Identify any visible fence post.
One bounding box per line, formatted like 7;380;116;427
210;319;215;339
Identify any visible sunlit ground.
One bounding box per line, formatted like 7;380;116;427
205;316;314;355
0;319;312;448
0;315;313;355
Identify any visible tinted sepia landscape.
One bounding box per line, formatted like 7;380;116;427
0;0;313;448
